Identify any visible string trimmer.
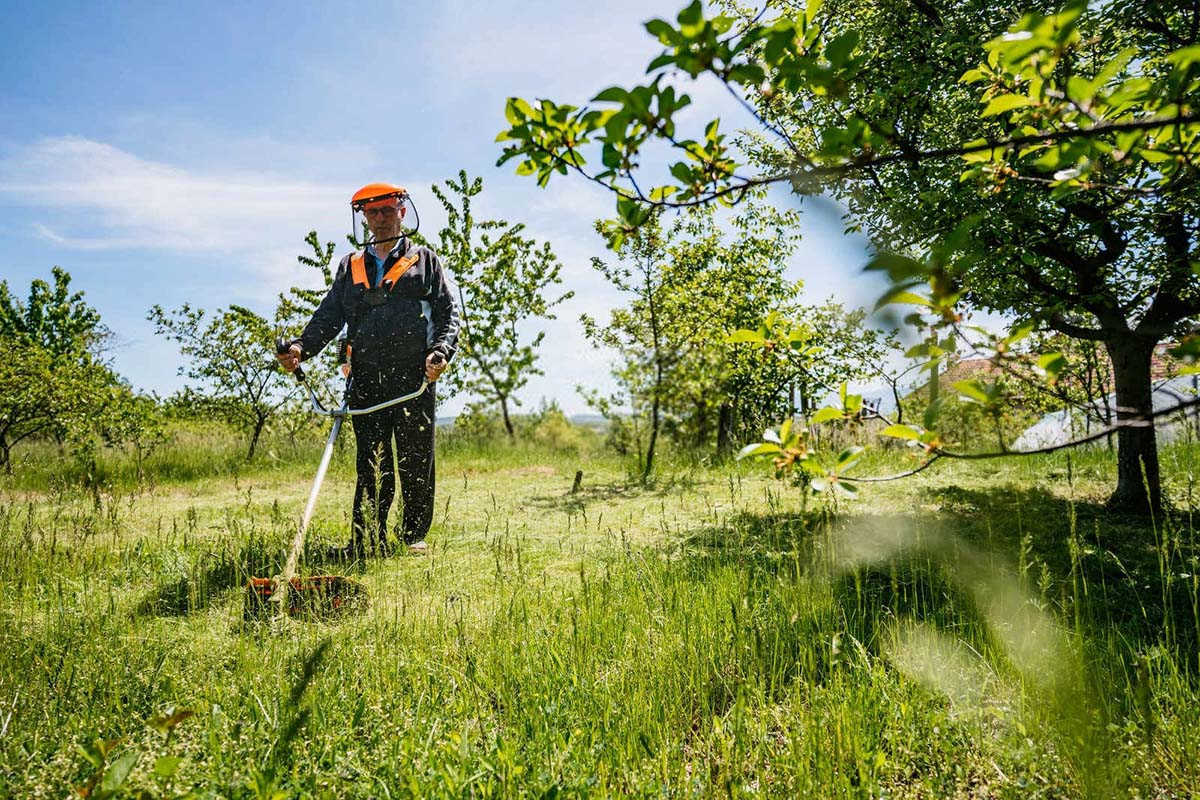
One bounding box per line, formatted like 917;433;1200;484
244;341;430;621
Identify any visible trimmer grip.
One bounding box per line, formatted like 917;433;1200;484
276;338;305;382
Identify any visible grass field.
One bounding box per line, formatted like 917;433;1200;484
1;426;1198;798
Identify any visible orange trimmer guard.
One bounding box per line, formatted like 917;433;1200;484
244;575;368;621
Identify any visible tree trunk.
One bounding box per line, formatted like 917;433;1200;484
499;395;515;439
890;380;904;425
694;399;709;448
0;438;10;475
1104;337;1161;514
716;401;733;456
247;417;266;461
643;392;660;484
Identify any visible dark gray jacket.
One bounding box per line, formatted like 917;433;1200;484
295;239;460;403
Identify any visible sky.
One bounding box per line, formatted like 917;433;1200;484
0;0;889;416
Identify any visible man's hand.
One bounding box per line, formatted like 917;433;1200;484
277;343;302;373
425;352;447;382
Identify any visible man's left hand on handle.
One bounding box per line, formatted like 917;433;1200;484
425;352;447;382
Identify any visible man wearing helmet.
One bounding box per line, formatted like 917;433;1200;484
277;183;460;557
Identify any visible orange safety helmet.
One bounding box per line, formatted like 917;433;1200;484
349;182;418;248
351;182;408;209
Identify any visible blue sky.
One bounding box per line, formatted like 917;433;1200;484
0;0;886;415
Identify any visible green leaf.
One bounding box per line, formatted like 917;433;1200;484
592;86;628;103
647;52;676;72
648;185;677;202
1037;351;1066;382
737;442;782;460
644;18;676;43
953;379;991;404
836;446;864;469
149;708;195;736
981;94;1033;117
1166;44;1200;70
101;750;138;793
1004;322;1034;344
923;397;946;431
1169;335;1200;363
779;417;793;444
905;343;944;359
961;139;1005;164
882;424;923;441
727;329;766;344
677;0;702;27
154;755;183;778
875;287;932;310
825;31;860;67
864;253;927;281
805;0;823;26
1093;47;1136;88
811;407;844;424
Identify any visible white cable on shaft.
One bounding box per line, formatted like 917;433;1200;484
271;375;428;615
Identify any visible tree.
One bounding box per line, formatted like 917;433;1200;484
583;200;807;477
96;389;168;482
0;268;121;472
0;338;114;473
496;0;1200;512
417;170;572;437
148;303;296;460
277;230;346;416
0;266;109;357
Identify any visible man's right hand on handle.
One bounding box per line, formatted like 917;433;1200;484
276;343;302;373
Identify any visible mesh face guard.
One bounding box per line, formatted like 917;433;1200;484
350;182;416;250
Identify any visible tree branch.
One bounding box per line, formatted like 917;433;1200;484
524;111;1200;210
841;395;1200;483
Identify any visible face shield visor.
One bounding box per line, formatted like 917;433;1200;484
350;183;419;249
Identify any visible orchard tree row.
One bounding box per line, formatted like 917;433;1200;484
496;0;1200;513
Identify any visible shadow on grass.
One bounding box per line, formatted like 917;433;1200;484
528;472;702;514
675;485;1199;659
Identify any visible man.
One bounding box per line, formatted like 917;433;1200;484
277;182;459;557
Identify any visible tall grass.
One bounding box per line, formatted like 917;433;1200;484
0;427;1196;797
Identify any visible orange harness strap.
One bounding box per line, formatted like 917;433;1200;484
382;253;419;286
349;252;419;288
350;253;368;286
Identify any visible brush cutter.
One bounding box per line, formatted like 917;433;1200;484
243;341;431;621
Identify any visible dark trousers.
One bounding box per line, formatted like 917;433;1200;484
349;385;436;548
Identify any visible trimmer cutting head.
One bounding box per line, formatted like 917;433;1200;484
244;575;368;621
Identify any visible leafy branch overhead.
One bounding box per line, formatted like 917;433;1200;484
497;0;1199;245
500;0;1200;514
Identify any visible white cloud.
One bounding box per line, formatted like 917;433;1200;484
0;136;455;298
0;137;347;261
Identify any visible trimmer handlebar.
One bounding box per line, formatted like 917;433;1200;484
276;337;306;382
276;337;426;418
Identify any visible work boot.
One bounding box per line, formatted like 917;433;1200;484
405;539;428;556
